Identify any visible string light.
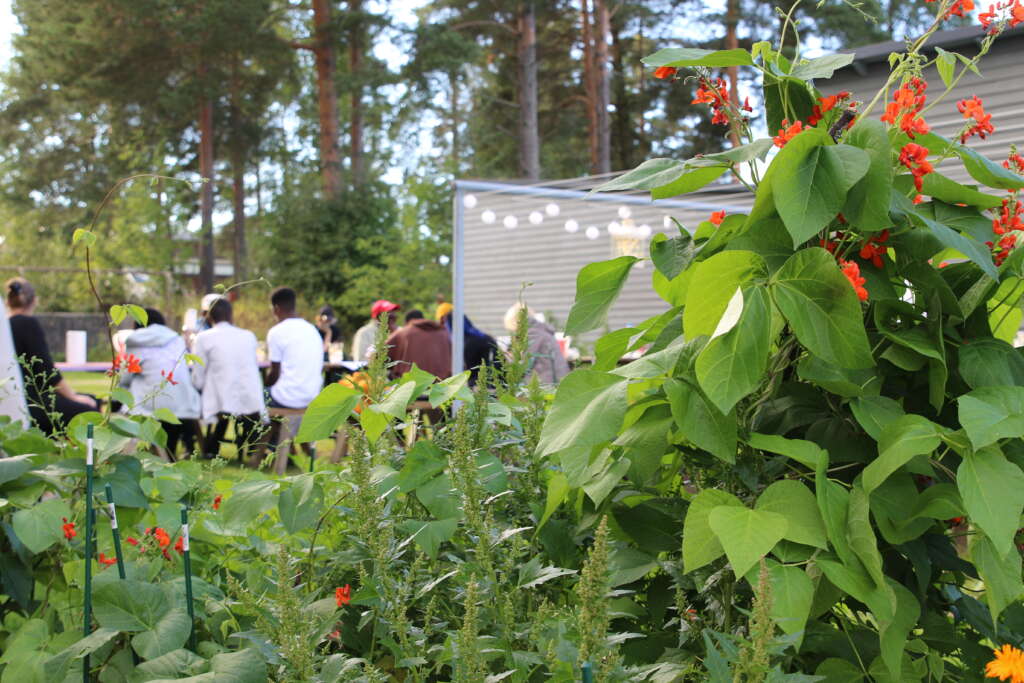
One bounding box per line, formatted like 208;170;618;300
529;211;544;225
503;215;518;229
639;224;652;238
481;210;496;224
585;226;600;240
545;203;560;217
564;219;579;233
462;194;478;209
618;206;632;219
608;220;622;235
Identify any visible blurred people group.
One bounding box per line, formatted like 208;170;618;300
5;276;572;466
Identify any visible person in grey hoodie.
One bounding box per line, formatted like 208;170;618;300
121;308;202;458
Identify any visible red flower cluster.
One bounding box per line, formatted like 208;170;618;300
692;78;731;125
709;210;726;226
160;369;178;386
62;517;76;540
840;260;869;301
174;536;185;555
957;96;995;143
881;78;929;138
899;143;934;191
979;0;1024;31
773;119;803;148
808;91;851;126
335;584;352;607
653;66;677;79
146;526;171;549
98;552;117;566
859;230;890;268
926;0;975;18
125;536;140;547
213;494;222;511
109;353;142;375
992;153;1024;266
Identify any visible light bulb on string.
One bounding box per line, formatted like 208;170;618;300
481;210;496;224
564;219;579;233
462;194;478;209
617;206;631;219
545;203;560;217
529;211;544;225
503;215;518;229
639;224;652;238
585;226;600;240
608;221;622;236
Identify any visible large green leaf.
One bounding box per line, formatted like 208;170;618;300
651;165;729;199
704;138;775;165
763;76;816;135
294;383;361;443
42;628;119;681
10;497;71;554
957;446;1024;555
649;232;695;281
0;454;34;486
371;381;417;418
133;649;206;680
788;53;855;79
773;139;869;247
682;489;744;572
755;480;827;549
216;480;279;535
956;143;1024;190
745;433;826;470
879;580;921;679
398;518;458;559
157;649;268;683
427;371;472;408
896;192;999;280
862;415;943;494
695;286;773;413
916;172;1004;209
278;474;324;534
665;378;737;463
132;608;192;660
564;256;638;336
816;468;856;567
958;339;1024;389
849;396;904;441
683;250;766;338
971;533;1024;623
847;483;886;589
92;579;170;632
771;248;874;368
708;506;788;578
843;120;894;232
642;47;753;67
958;386;1024;449
592;158;686;193
536;370;628;456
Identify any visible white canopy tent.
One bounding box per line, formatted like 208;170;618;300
449;174;754;373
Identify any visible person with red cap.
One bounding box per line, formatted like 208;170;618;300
350;299;399;361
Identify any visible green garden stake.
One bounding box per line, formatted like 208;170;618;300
181;506;197;650
83;423;95;682
104;483;126;580
581;662;594;683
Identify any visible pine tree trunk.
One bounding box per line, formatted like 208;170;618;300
610;16;629;171
725;0;741;148
516;1;540;180
313;0;342;198
580;0;598;173
349;0;364;185
231;150;247;282
198;87;215;293
593;0;611;175
449;70;461;171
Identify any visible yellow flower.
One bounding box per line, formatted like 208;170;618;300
987;644;1024;682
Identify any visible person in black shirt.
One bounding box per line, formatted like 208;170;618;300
5;278;96;433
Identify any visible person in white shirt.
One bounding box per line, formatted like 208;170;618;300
249;287;324;468
191;298;266;459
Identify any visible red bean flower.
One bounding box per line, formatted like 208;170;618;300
653;66;677;79
62;517;76;540
881;78;929;138
773;119;803;148
957;96;995;143
709;210;726;226
807;91;851;126
125;536;139;546
125;354;142;374
161;369;179;386
335;584;352;607
692;78;731;126
213;495;222;511
899;143;934;192
174;536;185;555
859;229;890;269
839;260;869;301
98;552;117;566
